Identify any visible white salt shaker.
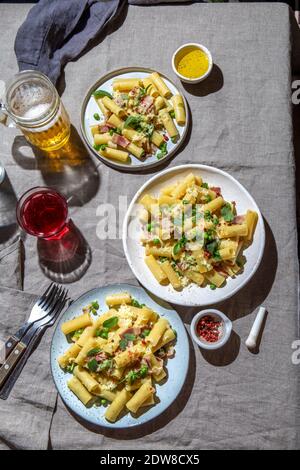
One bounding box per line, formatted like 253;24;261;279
0;163;5;185
245;306;267;350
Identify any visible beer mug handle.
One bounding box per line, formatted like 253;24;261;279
0;102;17;128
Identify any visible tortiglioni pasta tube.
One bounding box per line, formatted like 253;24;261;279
105;292;132;306
67;376;93;406
159;110;179;139
145;255;168;285
58;343;81;369
107;114;124;129
147;317;169;347
94;133;111;145
218;224;248;239
150;72;172;99
245;210;258;243
101;96;126;118
171;94;186;126
100;147;129;163
61;312;92;335
105;388;132;422
74;366;101;394
95;98;111;119
203;196;224;213
151;131;164;148
160;260;182;289
142;78;160;98
126;381;154;414
113;78;141;91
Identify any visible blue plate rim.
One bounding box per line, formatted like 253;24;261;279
50;283;190;429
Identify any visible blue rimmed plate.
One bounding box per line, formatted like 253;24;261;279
50;283;189;429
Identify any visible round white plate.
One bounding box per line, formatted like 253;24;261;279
80;67;189;171
123;164;265;307
50;283;189;429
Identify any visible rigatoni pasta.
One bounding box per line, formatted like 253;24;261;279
139;172;258;290
90;71;186;163
58;293;177;423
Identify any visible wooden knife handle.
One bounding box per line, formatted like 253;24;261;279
0;336;20;364
0;342;26;388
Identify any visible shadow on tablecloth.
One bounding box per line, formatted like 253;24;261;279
11;126;100;207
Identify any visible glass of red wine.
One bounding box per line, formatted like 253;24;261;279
16;187;68;239
16;186;91;283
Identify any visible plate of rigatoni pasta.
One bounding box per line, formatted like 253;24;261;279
50;284;189;428
80;67;189;170
123;164;265;306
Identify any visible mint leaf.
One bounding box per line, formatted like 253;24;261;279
173;235;187;255
206;240;218;256
87;358;98;372
96;328;109;339
126;370;139;384
87;347;101;357
221;203;234;222
103;316;119;329
91;301;99;310
119;338;128;351
124;333;136;342
93;89;113;99
141;329;150;338
72;328;83;339
204;210;212;221
124;115;142;129
131;299;145;308
98;359;113;371
139;365;148;378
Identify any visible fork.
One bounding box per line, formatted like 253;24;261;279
0;296;70;400
0;285;68;389
1;283;60;361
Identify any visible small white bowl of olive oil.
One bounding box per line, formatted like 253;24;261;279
172;43;213;84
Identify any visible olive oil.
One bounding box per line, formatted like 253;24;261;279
177;47;209;79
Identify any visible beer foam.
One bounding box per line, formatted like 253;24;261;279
21;103;65;133
23;103;51;120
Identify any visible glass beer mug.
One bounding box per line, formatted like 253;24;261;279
0;70;70;151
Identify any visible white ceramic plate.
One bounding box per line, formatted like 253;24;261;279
50;283;189;429
80;67;189;171
123;164;265;307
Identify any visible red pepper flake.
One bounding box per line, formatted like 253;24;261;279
196;315;222;343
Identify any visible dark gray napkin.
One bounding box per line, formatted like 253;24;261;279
128;0;203;3
15;0;122;85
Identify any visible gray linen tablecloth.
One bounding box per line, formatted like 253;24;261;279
0;3;299;450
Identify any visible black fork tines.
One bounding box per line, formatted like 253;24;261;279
41;284;60;310
47;286;63;315
37;282;54;307
52;290;68;318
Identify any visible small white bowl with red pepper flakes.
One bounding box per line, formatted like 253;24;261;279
190;309;232;350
